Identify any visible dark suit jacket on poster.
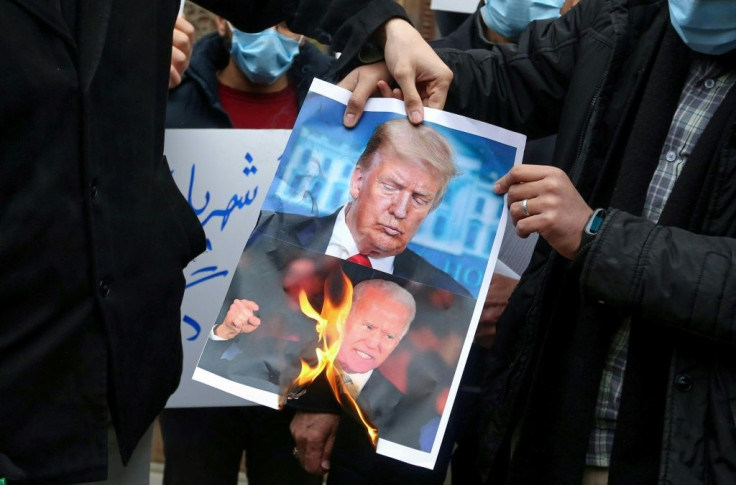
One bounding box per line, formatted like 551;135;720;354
256;209;470;296
354;368;404;440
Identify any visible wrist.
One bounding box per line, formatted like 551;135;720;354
366;18;407;64
214;323;234;339
377;18;410;47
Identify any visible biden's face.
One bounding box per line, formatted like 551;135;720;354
336;288;412;374
346;149;440;259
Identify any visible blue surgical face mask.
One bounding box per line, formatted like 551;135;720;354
669;0;736;55
480;0;563;41
228;26;301;85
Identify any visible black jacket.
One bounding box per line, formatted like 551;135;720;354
431;8;494;52
0;0;406;482
438;1;736;484
165;32;337;129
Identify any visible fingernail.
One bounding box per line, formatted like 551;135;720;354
344;112;356;127
321;460;330;470
410;110;422;124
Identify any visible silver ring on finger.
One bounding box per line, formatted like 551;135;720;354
521;198;530;217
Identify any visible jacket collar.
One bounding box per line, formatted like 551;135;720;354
293;209;340;253
186;33;231;108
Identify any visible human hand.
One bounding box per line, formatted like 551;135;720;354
214;299;261;339
338;19;452;128
290;411;340;474
476;272;519;348
338;62;392;127
494;165;592;260
169;16;195;89
382;19;452;123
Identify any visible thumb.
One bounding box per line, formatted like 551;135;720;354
337;71;368;128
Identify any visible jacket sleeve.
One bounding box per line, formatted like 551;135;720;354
285;371;343;414
198;0;408;72
436;0;608;138
581;209;736;346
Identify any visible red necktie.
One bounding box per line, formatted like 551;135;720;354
347;254;372;268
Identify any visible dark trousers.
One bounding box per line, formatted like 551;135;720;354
159;406;322;485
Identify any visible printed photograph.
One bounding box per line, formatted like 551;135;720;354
194;80;524;468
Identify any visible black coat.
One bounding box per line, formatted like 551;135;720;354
438;1;736;484
0;0;406;482
431;8;494;52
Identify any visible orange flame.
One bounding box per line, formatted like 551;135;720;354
290;270;378;445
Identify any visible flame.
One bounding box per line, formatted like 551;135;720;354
290;270;378;445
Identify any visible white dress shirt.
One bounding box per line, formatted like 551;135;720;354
325;206;395;274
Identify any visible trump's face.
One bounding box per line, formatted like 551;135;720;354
337;287;412;374
346;149;440;259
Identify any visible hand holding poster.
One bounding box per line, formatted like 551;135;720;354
193;80;526;468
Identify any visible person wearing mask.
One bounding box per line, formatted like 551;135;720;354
165;18;336;130
433;0;565;49
323;0;736;483
159;17;336;485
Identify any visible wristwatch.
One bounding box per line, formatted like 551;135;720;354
577;208;607;257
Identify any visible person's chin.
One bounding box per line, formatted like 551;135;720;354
353;366;374;374
343;356;375;374
367;237;407;258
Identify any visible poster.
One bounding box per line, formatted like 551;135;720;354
164;129;288;407
193;80;526;468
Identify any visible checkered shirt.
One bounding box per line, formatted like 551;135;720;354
586;58;736;467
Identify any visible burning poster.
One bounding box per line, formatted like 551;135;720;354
193;79;525;468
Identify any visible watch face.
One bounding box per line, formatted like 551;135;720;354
585;209;606;235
